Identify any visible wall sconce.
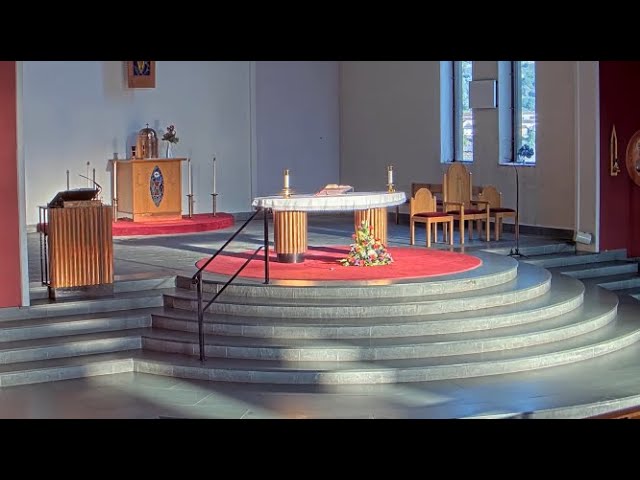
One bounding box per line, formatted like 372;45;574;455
610;124;620;176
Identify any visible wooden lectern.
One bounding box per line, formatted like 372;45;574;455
115;158;187;222
39;190;113;298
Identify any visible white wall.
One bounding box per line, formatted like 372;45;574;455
340;61;596;233
340;61;441;195
21;61;252;225
255;61;340;197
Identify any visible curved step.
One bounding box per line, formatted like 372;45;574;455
167;262;551;319
133;314;640;384
143;297;616;361
189;251;519;299
152;273;584;338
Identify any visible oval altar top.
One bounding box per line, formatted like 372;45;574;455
251;191;406;212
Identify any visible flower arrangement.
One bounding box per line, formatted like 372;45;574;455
339;220;393;267
162;125;179;144
517;144;534;159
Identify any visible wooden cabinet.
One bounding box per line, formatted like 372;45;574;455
115;158;187;222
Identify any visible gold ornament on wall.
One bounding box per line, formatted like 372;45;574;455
610;124;620;176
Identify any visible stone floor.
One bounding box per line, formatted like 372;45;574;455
5;213;639;419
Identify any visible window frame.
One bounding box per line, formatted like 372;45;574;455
511;60;536;166
441;61;473;164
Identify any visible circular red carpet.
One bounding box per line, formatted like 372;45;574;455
195;246;482;281
112;213;234;236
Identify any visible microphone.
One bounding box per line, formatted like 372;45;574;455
77;174;102;198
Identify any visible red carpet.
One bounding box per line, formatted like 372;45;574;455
195;246;482;281
112;213;234;236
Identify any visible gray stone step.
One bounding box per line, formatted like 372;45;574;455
0;299;632;387
582;272;640;291
151;273;585;338
0;330;143;364
167;262;551;319
142;290;616;361
482;241;577;257
28;276;177;301
551;260;638;279
520;249;628;268
0;351;136;387
130;312;640;384
0;289;170;322
187;251;519;299
0;310;152;343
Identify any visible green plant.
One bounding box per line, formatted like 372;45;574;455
339;220;393;267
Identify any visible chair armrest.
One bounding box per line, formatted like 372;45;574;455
443;201;464;213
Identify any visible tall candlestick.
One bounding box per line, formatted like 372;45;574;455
387;165;393;185
213;156;216;194
284;169;290;189
188;158;192;195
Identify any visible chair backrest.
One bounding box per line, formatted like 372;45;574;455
410;187;438;214
443;163;473;207
411;182;442;197
478;185;502;208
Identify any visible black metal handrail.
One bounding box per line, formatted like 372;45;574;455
191;207;271;361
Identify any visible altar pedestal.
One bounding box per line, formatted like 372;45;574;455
274;211;308;263
252;191;406;263
115;158;187;222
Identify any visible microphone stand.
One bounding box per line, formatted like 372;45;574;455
508;163;526;258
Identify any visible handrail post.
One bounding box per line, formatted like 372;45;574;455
263;208;270;284
196;271;205;362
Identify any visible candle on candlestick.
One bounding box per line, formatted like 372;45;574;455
212;156;216;194
387;165;393;185
284;169;290;189
66;170;70;190
92;167;96;186
113;161;117;199
188;159;193;195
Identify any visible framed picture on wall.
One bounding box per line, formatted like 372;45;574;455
126;61;156;88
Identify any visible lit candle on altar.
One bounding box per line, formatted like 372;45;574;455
284;169;290;189
188;158;192;195
113;162;117;199
387;165;393;185
212;156;217;194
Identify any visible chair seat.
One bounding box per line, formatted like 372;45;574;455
413;212;452;219
446;208;487;215
490;207;516;213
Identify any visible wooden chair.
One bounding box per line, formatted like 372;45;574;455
477;185;516;241
409;187;453;248
442;163;490;244
395;182;443;224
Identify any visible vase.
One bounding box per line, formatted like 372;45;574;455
165;142;173;158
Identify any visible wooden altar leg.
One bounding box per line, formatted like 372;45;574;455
273;210;307;263
354;207;388;246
